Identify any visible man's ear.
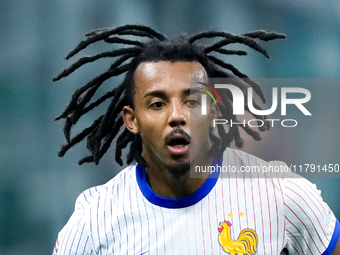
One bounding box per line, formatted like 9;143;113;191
122;106;139;134
209;102;219;128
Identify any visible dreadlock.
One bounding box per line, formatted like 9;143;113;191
53;24;285;167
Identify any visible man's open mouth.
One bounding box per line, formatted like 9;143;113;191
166;130;190;155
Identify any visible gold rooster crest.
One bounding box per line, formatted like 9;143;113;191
218;220;258;255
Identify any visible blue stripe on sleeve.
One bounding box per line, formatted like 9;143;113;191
322;219;340;255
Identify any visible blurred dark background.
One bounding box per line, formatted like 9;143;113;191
0;0;339;254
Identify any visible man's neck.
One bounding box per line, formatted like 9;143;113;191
144;155;215;199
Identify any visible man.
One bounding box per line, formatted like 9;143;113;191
52;25;340;254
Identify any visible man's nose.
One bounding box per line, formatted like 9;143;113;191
168;100;187;127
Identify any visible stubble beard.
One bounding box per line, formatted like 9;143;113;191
165;161;191;179
141;139;191;179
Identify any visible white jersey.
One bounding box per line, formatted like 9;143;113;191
53;148;339;255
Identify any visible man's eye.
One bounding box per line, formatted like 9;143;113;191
150;102;165;109
187;99;200;108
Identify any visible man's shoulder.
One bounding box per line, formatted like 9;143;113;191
74;164;137;210
223;147;287;168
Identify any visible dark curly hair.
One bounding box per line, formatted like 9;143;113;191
53;24;285;167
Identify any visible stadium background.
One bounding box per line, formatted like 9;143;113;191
0;0;339;254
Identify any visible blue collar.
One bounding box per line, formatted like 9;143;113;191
136;157;222;209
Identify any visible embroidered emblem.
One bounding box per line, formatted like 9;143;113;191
218;220;258;255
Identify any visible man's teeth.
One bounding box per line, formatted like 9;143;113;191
172;144;184;148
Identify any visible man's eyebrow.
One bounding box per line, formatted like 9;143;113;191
143;90;167;98
184;88;204;95
143;89;203;98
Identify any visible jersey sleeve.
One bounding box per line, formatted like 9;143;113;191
52;191;95;255
282;176;339;255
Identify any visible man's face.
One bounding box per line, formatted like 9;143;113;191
123;61;216;173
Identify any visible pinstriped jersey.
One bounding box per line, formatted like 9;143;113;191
53;148;339;255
